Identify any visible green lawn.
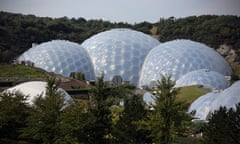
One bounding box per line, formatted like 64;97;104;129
0;64;47;78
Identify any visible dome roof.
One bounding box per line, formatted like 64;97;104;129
139;39;232;87
188;80;240;121
18;40;95;80
188;92;219;120
211;80;240;111
81;28;160;85
4;81;74;107
175;69;229;90
143;92;155;105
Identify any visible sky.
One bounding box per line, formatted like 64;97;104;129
0;0;240;24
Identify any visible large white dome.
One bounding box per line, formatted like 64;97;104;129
175;69;229;90
188;92;219;120
81;28;160;85
211;80;240;111
188;80;240;121
139;39;232;87
4;81;74;107
18;40;95;80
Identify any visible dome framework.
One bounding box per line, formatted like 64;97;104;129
139;39;232;87
175;69;229;90
82;28;160;85
18;40;95;80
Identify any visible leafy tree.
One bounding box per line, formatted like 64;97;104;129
203;103;240;144
20;77;65;143
70;72;83;80
56;101;95;144
113;94;152;144
87;74;114;144
0;92;30;140
144;75;187;144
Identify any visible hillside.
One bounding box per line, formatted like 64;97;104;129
0;11;239;63
0;64;47;78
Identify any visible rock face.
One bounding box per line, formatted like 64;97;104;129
217;44;237;62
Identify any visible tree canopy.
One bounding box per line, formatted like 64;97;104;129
203;103;240;144
0;11;239;63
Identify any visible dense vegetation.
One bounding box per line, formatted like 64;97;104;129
0;11;239;63
0;76;194;144
1;75;239;143
203;103;240;144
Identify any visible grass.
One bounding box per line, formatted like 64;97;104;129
176;85;211;105
230;62;240;78
0;64;47;79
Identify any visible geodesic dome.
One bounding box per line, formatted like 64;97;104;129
81;28;160;85
4;81;74;107
139;39;232;87
211;80;240;111
188;80;240;121
143;92;155;105
18;40;95;80
175;69;229;90
188;92;220;120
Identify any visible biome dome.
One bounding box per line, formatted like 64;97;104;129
188;92;219;120
139;39;232;87
143;92;155;106
4;81;74;108
188;80;240;121
18;40;95;80
81;28;160;85
175;69;229;90
211;80;240;111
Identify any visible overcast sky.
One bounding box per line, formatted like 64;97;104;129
0;0;239;23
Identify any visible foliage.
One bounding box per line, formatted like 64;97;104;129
56;101;95;144
0;11;239;64
20;77;65;143
0;11;132;63
157;16;240;50
173;136;201;144
203;103;240;144
0;92;30;140
87;74;114;144
143;75;189;144
113;95;152;144
69;72;85;81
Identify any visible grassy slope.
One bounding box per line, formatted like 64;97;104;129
0;64;47;78
176;85;211;105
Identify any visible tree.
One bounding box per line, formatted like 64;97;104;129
203;103;240;144
145;75;186;144
0;92;30;140
20;77;65;143
56;101;95;144
113;94;152;144
87;74;114;144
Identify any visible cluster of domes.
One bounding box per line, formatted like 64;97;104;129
14;28;239;125
139;40;232;88
18;29;232;89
